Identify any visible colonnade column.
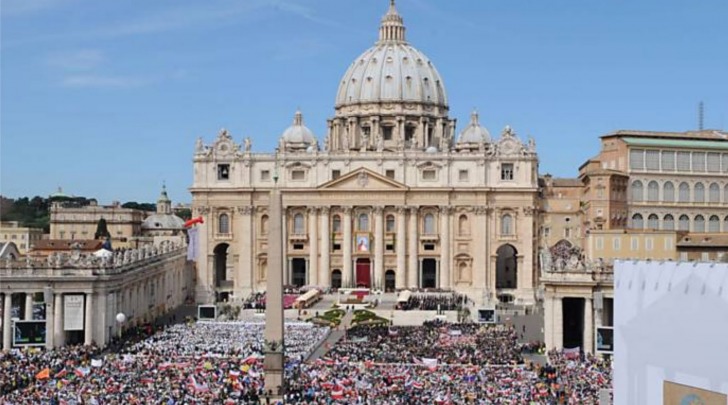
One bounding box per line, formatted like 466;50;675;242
439;206;451;289
544;292;554;350
53;293;64;347
584;297;594;354
2;293;11;350
84;293;93;345
342;207;353;287
395;207;407;289
25;293;33;320
320;208;330;286
374;206;385;289
308;207;319;286
553;296;563;350
407;207;419;288
239;206;254;298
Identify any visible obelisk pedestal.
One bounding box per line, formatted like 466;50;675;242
263;175;285;401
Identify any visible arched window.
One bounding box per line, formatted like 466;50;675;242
332;215;341;233
647;214;659;230
694;182;705;203
694;215;705;232
709;215;720;232
385;215;395;233
725;185;728;203
358;213;369;231
293;213;305;234
631;213;643;229
678;214;690;231
423;213;435;234
663;181;674;202
631;181;643;202
709;183;720;203
501;214;513;235
725;216;728;232
261;215;269;235
458;214;470;236
647;181;659;202
663;214;674;230
218;213;230;234
679;182;690;202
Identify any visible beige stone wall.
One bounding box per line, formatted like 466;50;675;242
50;205;144;247
585;230;678;262
0;222;44;254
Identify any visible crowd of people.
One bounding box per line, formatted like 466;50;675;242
396;292;469;311
2;318;611;404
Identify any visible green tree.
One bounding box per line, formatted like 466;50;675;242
94;218;111;239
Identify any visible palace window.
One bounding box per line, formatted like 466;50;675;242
501;164;514;181
694;215;705;232
218;213;230;234
332;170;341;180
663;214;674;230
678;215;690;231
423;213;435;234
647;181;659;202
678;182;690;202
645;150;660;170
358;213;369;231
631;213;643;229
694;182;705;202
386;215;395;233
422;169;437;181
291;170;305;181
663;181;675;202
293;213;305;234
385;169;395;179
260;170;270;181
647;214;659;230
707;153;720;173
676;152;690;172
459;170;469;182
500;214;513;236
692;152;706;172
629;149;644;170
382;126;393;141
217;164;230;180
458;214;470;236
630;181;643;202
661;151;675;171
332;215;341;233
709;183;720;203
709;215;720;232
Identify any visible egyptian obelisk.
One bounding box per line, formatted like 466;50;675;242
263;151;285;399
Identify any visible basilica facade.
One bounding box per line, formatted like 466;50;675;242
190;2;540;307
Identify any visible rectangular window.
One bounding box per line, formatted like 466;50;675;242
707;153;720;173
680;251;688;261
422;169;437;181
385;170;395;179
291;170;305;181
613;237;621;251
217;164;230;180
692;152;706;172
332;243;341;251
564;228;571;238
629;149;644;170
631;237;639;251
595;237;604;250
458;169;469;182
382;126;393;141
676;151;691;172
661;151;675;171
543;227;551;237
664;237;673;251
332;170;341;180
723;154;728;173
501;163;514;181
424;244;435;251
386;243;394;251
702;252;710;261
645;237;653;251
293;243;304;250
645;150;660;170
597;188;604;198
260;170;270;181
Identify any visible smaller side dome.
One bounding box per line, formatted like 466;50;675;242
280;109;317;151
458;110;491;144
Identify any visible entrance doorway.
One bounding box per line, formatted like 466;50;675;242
496;244;518;289
331;270;342;289
355;258;371;288
385;270;396;292
563;297;585;350
421;259;437;288
214;243;229;288
291;258;307;287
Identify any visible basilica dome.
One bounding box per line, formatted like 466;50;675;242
335;1;447;109
281;110;316;145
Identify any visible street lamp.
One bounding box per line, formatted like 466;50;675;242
115;312;126;340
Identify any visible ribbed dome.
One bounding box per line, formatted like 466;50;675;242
458;110;491;143
142;213;185;230
281;110;316;145
335;1;447;108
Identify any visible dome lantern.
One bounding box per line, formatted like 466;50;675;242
378;0;406;43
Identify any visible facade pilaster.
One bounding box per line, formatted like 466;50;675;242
343;207;353;287
84;293;93;345
2;294;11;350
407;207;419;288
584;297;594;354
25;293;33;320
320;207;331;286
374;206;385;289
553;296;563;350
238;206;254;298
439;206;451;289
54;293;64;347
308;207;319;286
544;292;554;350
396;207;407;289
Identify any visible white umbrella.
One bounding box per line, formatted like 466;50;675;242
93;248;113;258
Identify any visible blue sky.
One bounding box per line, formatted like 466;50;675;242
2;0;727;204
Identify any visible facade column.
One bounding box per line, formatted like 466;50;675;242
584;297;594;354
25;293;33;320
320;208;330;287
308;207;319;287
374;206;385;290
343;207;353;287
395;207;407;289
2;294;12;350
544;292;554;350
238;206;254;298
84;293;93;345
407;207;419;288
553;296;563;350
439;206;451;289
54;293;64;347
195;207;211;303
46;292;55;349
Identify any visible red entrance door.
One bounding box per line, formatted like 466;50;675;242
355;258;371;288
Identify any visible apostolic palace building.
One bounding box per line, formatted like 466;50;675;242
190;2;540;307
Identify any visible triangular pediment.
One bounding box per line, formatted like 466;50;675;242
318;168;408;191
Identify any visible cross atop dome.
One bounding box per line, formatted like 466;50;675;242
379;0;406;43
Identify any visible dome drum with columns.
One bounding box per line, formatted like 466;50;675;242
190;1;540;308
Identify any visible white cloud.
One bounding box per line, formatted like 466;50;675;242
60;75;148;89
46;49;105;71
